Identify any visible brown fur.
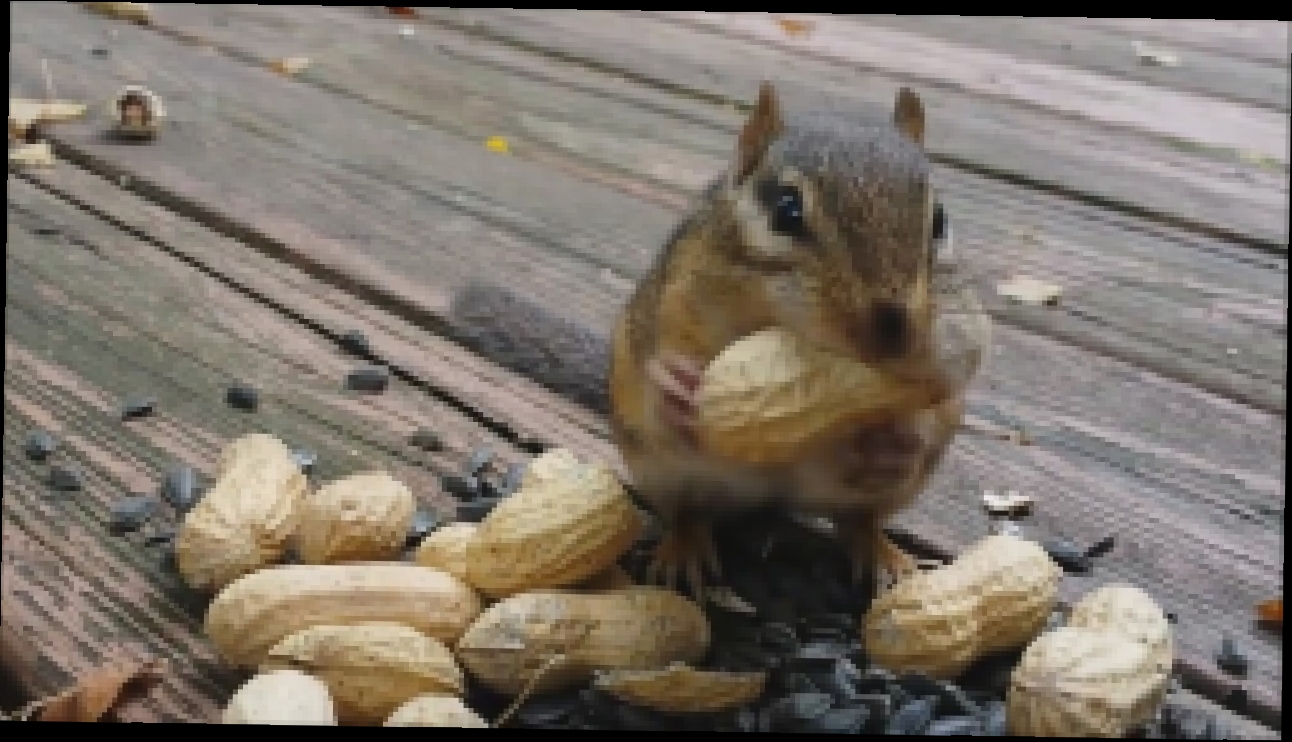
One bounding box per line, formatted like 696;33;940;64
608;83;975;590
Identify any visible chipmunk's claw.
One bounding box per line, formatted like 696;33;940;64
644;519;721;602
841;516;920;595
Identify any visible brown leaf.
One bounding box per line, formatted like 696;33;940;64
776;18;814;37
1256;598;1282;629
33;659;166;722
386;6;417;16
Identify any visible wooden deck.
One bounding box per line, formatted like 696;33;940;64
4;6;1285;733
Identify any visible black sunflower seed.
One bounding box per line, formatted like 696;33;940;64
225;384;259;411
1044;538;1091;573
24;430;58;461
1084;535;1116;559
456;497;500;522
497;462;527;497
408;427;444;451
885;696;938;735
405;509;440;547
1215;636;1249;677
339;329;371;357
120;396;156;421
48;465;84;493
345;366;389;393
442;474;481;500
291;449;318;475
804;705;869;733
979;700;1007;736
925;715;984;735
109;495;158;534
465;446;495;476
160;465;202;513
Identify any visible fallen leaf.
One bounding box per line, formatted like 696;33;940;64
269;56;311;76
981;489;1033;517
776;18;815;37
1131;40;1181;67
9;141;55;167
996;275;1063;306
33;659;166;722
484;136;510;154
9;99;88;141
1256;598;1281;629
84;2;152;24
385;6;417;16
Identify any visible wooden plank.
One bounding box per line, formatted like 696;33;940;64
7;5;1283;719
1068;18;1290;68
110;3;1288;416
852;15;1286;113
659;12;1289;163
1;173;562;717
408;7;1289;251
857;16;1290;113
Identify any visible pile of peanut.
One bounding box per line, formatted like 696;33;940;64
179;434;764;726
183;328;1173;733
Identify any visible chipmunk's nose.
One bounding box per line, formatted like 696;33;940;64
848;300;912;361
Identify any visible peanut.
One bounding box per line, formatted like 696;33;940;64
383;695;489;728
175;432;308;592
296;471;416;564
456;587;710;696
466;449;644;597
220;668;336;725
263;623;463;725
595;663;766;713
205;563;482;668
862;534;1061;679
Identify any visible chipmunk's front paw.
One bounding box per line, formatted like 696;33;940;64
646;353;706;447
840;516;919;595
644;518;722;602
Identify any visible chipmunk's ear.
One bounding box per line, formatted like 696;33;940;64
892;87;925;146
730;81;784;186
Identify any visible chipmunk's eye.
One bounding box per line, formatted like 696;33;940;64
931;203;946;241
766;183;806;237
930;202;953;261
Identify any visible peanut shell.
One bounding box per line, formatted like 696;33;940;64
595;663;766;713
205;563;482;668
221;669;337;725
456;588;710;696
383;695;489;728
863;534;1061;678
466;451;644;597
1068;583;1173;675
263;623;463;725
695;329;940;465
412;522;478;584
1008;626;1169;737
174;432;307;592
296;471;416;564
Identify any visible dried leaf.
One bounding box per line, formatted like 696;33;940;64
9;141;55;168
776;18;815;37
270;57;311;76
84;3;152;24
1131;40;1180;67
386;6;417;16
33;659;166;722
9;99;88;141
484;136;510;154
996;276;1063;307
1256;599;1281;629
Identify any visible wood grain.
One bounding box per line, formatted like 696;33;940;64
79;2;1288;415
408;8;1289;250
5;4;1284;728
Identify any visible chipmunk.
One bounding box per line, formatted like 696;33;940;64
449;82;981;599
